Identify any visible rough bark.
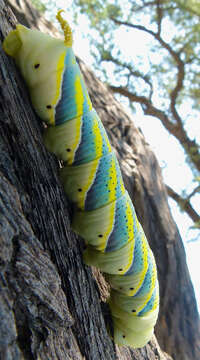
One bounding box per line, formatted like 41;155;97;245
0;0;199;359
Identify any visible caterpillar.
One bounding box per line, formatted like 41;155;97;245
3;10;159;348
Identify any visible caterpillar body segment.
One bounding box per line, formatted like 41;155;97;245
60;150;125;211
44;109;112;165
111;302;159;348
3;11;159;349
73;191;135;252
110;280;159;346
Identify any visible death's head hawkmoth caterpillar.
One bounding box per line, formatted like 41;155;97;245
3;10;159;348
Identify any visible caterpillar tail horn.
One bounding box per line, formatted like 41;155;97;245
56;10;73;46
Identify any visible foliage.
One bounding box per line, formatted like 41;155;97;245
31;0;46;13
173;0;200;16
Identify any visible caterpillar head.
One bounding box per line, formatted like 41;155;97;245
3;11;74;125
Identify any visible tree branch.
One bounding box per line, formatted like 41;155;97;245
108;12;200;172
109;85;200;172
109;85;177;132
166;185;200;225
110;17;182;64
131;1;157;12
110;16;185;125
102;52;153;98
156;0;163;36
187;185;200;201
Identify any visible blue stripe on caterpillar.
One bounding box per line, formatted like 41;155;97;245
3;10;159;348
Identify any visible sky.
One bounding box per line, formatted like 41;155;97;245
43;1;200;312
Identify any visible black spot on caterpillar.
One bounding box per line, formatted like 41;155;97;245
3;10;159;348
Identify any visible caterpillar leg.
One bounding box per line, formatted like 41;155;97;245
112;317;156;348
83;240;134;275
109;284;159;348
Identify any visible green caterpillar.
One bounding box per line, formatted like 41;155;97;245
3;10;159;348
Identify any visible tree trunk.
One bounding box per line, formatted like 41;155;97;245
0;0;199;359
